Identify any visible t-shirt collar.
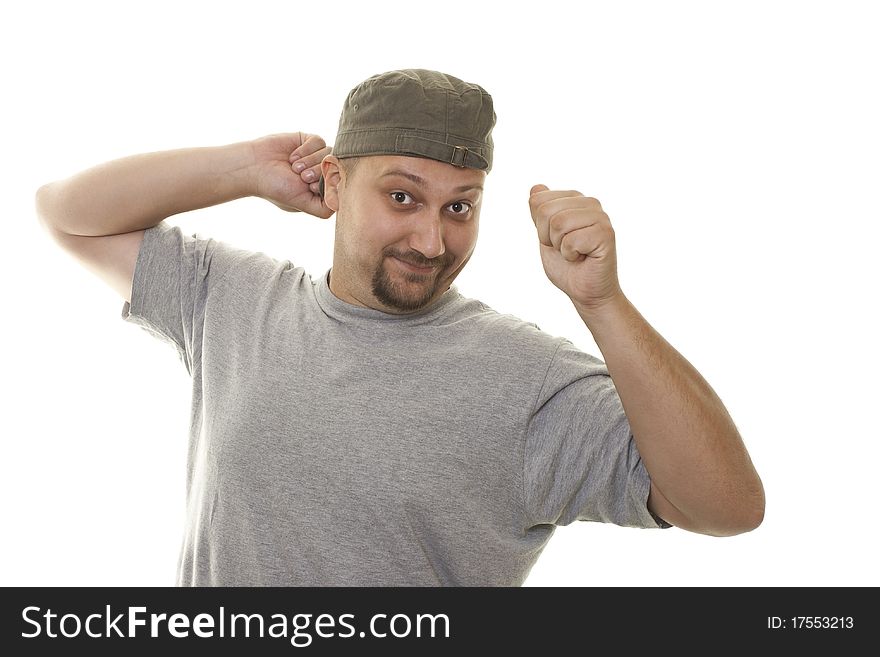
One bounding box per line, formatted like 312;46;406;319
314;269;461;324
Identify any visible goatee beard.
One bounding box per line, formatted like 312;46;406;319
371;249;452;312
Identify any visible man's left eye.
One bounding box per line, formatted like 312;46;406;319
448;201;471;215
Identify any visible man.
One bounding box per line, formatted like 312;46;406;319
35;69;764;586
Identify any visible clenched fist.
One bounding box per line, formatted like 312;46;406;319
250;132;334;218
529;185;623;314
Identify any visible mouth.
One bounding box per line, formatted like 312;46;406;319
390;256;438;275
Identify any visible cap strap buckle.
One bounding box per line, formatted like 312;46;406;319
395;133;489;170
450;145;469;167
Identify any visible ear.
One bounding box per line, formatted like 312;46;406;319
321;155;345;212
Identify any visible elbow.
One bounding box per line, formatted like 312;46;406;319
35;182;59;229
36;182;100;236
718;502;764;537
35;182;77;235
708;480;766;537
741;484;766;533
737;470;766;533
669;473;765;537
652;467;766;537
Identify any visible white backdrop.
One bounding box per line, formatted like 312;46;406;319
3;0;877;587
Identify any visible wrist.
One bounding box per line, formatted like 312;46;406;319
214;140;261;200
573;291;634;337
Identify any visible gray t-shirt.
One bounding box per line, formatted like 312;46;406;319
121;221;666;586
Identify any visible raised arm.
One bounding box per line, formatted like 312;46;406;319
35;133;332;302
529;184;765;537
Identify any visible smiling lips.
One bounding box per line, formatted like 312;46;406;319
391;256;438;274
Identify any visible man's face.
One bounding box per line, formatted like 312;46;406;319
322;155;486;314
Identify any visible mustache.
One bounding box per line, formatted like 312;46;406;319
384;248;453;269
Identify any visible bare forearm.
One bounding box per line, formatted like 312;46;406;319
36;142;255;236
577;294;765;536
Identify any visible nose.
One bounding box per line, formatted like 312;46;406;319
407;211;446;260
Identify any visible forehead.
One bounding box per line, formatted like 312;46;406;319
362;155;486;192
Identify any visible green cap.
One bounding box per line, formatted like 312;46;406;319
332;69;496;172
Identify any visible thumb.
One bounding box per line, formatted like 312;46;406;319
530;184;549;196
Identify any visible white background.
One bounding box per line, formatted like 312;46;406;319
2;0;878;587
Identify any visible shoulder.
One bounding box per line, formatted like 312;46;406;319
146;222;311;296
452;293;610;379
446;292;566;359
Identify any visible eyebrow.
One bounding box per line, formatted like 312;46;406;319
379;170;483;193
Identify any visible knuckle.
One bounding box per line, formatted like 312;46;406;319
538;205;555;223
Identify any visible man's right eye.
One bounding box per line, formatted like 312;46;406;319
390;192;414;204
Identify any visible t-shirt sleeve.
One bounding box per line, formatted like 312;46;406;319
523;338;671;529
120;221;241;376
